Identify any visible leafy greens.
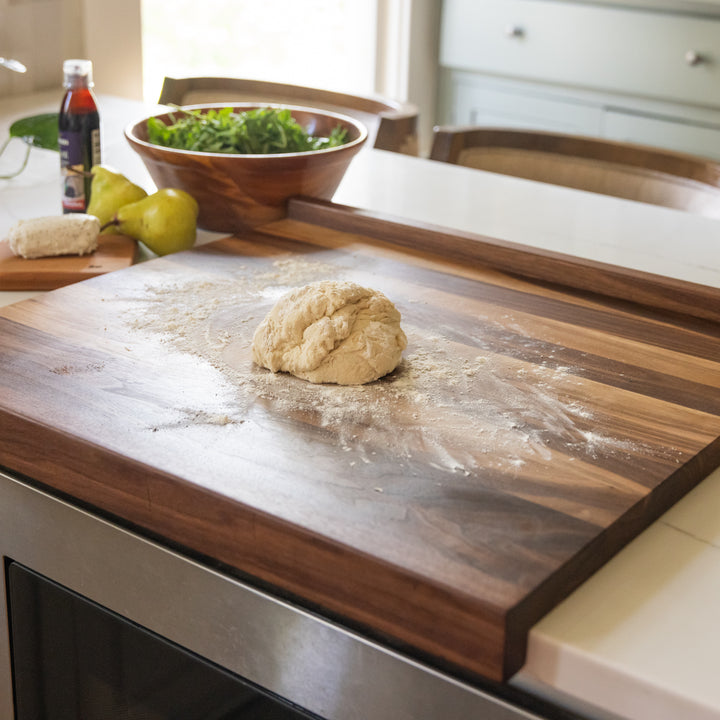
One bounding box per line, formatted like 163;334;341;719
9;113;60;150
1;112;59;179
147;106;349;154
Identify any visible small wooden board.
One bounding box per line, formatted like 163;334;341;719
0;233;137;290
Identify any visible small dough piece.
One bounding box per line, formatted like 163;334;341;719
252;280;407;385
6;214;100;259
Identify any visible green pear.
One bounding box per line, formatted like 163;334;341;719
87;165;148;231
103;188;199;256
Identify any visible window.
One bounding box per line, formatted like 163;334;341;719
141;0;378;104
82;0;438;152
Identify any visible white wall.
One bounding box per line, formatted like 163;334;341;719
81;0;143;99
0;0;142;100
0;0;83;97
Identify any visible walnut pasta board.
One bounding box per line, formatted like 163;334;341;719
0;198;719;683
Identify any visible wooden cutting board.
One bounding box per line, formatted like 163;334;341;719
0;233;137;290
0;198;719;684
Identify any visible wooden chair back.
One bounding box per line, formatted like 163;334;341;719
158;76;419;156
430;127;720;218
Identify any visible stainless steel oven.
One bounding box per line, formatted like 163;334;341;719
0;469;574;720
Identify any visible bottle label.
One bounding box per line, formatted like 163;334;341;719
60;128;101;212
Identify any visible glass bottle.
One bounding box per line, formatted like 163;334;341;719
59;59;101;213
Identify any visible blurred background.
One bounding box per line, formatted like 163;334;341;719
1;0;719;159
0;0;438;150
140;0;378;102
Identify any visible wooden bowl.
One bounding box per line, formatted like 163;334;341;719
125;104;368;233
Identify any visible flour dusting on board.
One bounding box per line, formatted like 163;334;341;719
125;257;652;474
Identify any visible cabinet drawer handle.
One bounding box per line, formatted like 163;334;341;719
505;24;525;38
685;50;705;66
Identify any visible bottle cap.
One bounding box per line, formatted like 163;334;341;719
63;59;94;87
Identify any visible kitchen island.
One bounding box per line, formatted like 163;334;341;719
1;91;719;720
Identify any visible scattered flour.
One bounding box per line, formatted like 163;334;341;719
123;256;660;474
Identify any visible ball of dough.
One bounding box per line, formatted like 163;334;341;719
251;280;407;385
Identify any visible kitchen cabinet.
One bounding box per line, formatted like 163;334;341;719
438;0;720;159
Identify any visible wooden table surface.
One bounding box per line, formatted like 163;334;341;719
1;199;719;682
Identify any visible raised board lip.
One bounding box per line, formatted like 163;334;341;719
285;197;720;324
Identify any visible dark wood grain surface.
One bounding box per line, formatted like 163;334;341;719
1;201;719;682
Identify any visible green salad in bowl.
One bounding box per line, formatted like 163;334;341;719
126;102;367;232
147;106;349;155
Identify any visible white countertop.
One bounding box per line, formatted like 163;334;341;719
2;91;720;720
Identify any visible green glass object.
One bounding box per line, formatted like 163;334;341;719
1;112;60;179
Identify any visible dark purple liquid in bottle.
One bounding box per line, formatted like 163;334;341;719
59;61;101;213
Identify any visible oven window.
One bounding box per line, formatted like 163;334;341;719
7;562;318;719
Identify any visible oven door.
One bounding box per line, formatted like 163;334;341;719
0;469;565;720
7;561;317;719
